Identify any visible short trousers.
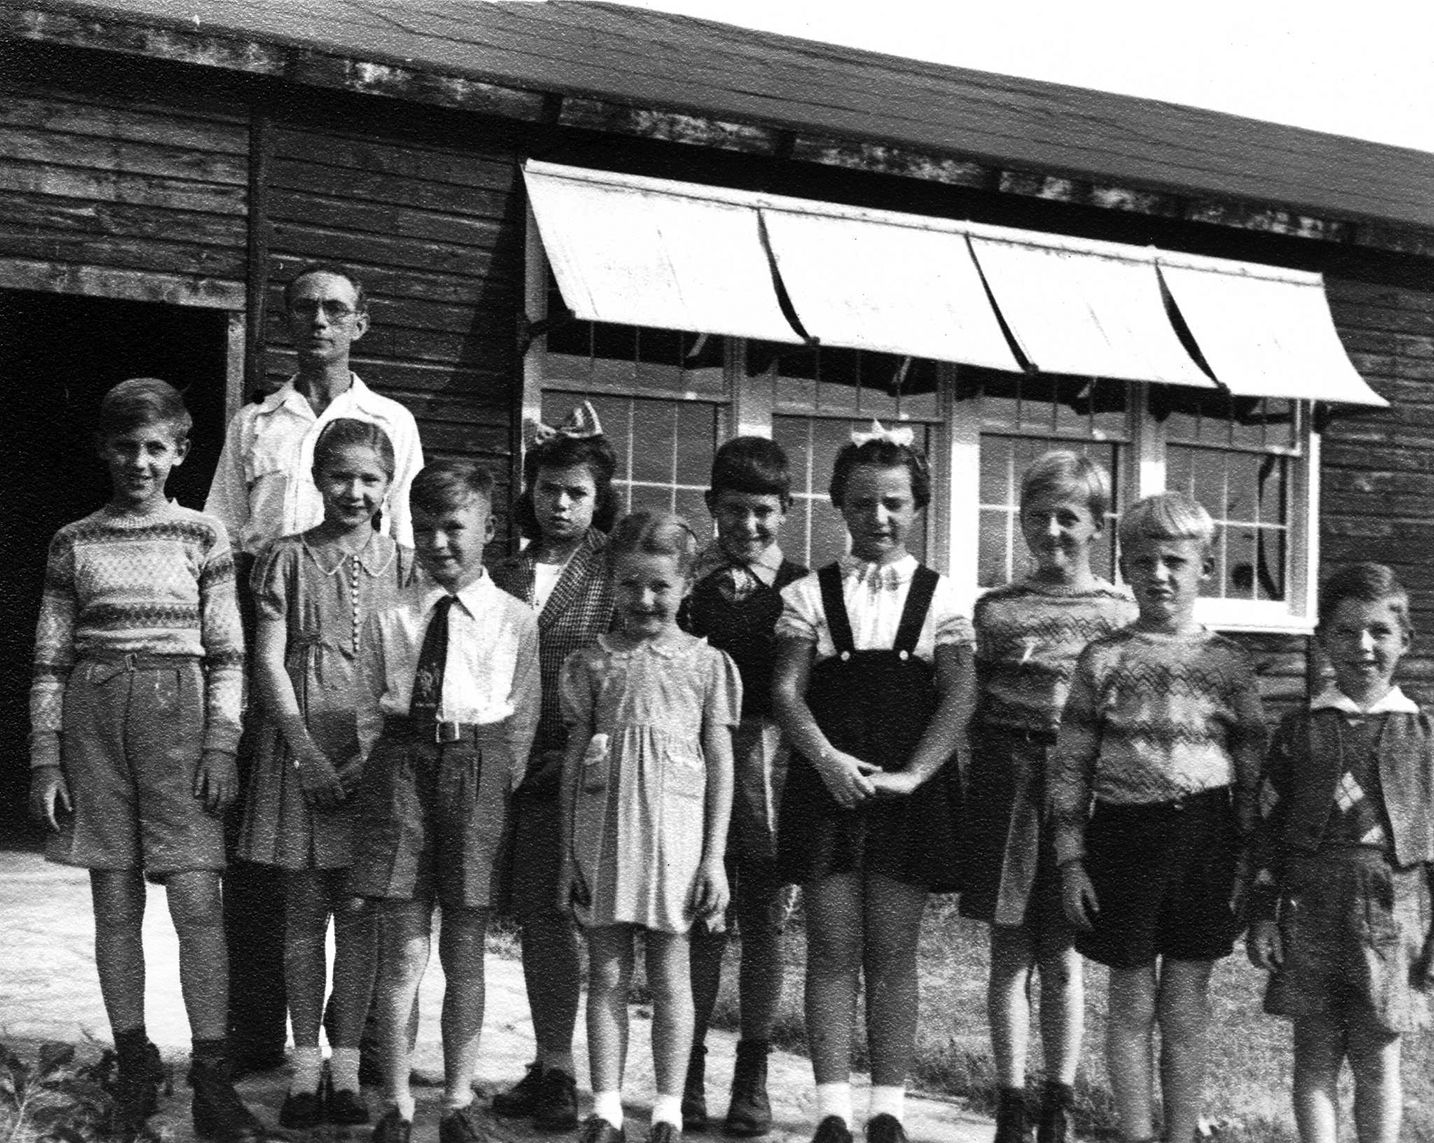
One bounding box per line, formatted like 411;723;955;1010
1075;788;1240;969
1265;847;1431;1033
348;723;513;910
47;656;225;876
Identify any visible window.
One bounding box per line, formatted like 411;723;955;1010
525;233;1318;633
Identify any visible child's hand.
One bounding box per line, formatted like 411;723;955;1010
817;748;880;809
868;770;921;798
692;857;731;921
1060;860;1098;931
29;766;71;832
334;755;365;798
1246;918;1283;972
295;747;346;809
195;750;238;814
558;860;590;914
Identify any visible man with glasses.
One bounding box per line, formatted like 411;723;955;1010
205;262;424;1075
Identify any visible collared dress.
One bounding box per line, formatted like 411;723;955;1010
560;632;742;933
237;531;414;870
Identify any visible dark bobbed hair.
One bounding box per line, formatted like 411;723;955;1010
98;377;192;442
514;433;619;541
283;262;368;314
311;418;396;481
606;510;701;579
828;438;931;511
1021;449;1112;521
1318;561;1413;634
410;459;495;515
708;435;793;505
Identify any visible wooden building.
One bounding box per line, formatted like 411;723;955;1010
4;0;1434;816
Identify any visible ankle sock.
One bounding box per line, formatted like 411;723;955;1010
652;1094;682;1128
290;1046;323;1094
869;1085;905;1123
443;1090;473;1113
538;1048;576;1077
330;1047;361;1093
815;1082;852;1128
389;1095;417;1122
593;1091;624;1128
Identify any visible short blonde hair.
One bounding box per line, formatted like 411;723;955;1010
1118;492;1215;557
1020;450;1112;520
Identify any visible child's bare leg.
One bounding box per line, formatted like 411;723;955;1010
988;925;1035;1088
1106;965;1158;1141
1036;932;1084;1086
862;875;926;1085
165;871;229;1040
1348;1009;1401;1143
803;873;863;1087
437;906;488;1109
1155;958;1214;1143
91;870;148;1035
327;876;377;1049
647;931;695;1097
1291;1013;1343;1143
378;900;432;1119
586;925;635;1124
521;907;582;1070
283;871;330;1048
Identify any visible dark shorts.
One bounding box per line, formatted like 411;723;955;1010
1265;848;1430;1033
348;723;513;910
47;657;225;876
1076;788;1240;969
505;782;564;920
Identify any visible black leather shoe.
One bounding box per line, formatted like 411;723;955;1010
1036;1084;1073;1143
721;1040;770;1137
649;1123;682;1143
681;1046;707;1133
279;1087;325;1130
577;1114;627;1143
373;1107;413;1143
328;1085;371;1127
188;1055;266;1143
440;1104;489;1143
812;1116;853;1143
110;1040;164;1141
865;1115;908;1143
994;1089;1033;1143
534;1068;579;1131
491;1063;544;1118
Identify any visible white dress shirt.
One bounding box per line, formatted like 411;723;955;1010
204;373;424;555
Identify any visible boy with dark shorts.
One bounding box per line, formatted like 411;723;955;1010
680;437;808;1135
1049;492;1267;1143
349;460;539;1143
29;378;263;1143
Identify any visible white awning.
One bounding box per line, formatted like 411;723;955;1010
760;207;1020;370
967;233;1215;387
522;161;803;344
1157;256;1388;407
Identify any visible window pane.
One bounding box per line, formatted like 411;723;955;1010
811;500;850;568
979;507;1012;588
676;403;717;486
630;401;674;485
1256;527;1287;601
675;488;711;538
785;496;810;567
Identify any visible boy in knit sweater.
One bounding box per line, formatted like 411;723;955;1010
680;437;808;1135
1049;492;1267;1143
29;379;261;1143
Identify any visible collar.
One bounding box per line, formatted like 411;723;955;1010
255;372;377;418
302;531;396;577
692;541;786;587
1312;685;1419;715
597;631;697;659
419;570;490;618
838;552;917;591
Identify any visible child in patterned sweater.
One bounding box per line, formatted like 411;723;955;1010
29;378;261;1143
961;452;1135;1143
1049;492;1267;1143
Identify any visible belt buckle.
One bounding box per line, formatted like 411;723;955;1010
434;720;462;744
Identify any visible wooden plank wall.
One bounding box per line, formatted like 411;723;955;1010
259;116;525;532
0;80;247;307
1324;277;1434;706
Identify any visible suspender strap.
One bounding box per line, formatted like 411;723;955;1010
893;565;938;654
817;563;855;655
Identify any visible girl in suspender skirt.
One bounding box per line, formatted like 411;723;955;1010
772;427;975;1143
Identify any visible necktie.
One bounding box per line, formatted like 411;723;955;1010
410;595;455;726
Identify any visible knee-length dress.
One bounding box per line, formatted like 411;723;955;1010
560;631;742;933
238;532;414;870
775;555;973;892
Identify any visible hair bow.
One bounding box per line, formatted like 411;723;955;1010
851;419;915;448
532;401;604;445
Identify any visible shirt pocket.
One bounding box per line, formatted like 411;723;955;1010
245;420;294;489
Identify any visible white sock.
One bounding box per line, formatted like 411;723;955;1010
593;1091;624;1128
290;1046;323;1094
444;1089;473;1112
390;1094;416;1122
652;1094;683;1128
869;1085;905;1123
539;1048;576;1077
330;1047;361;1093
815;1082;853;1128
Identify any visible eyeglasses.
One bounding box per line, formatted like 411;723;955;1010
288;299;360;320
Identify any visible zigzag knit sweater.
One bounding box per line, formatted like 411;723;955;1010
1049;625;1267;864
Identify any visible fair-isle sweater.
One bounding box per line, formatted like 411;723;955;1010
1049;625;1267;865
30;503;246;765
973;577;1136;733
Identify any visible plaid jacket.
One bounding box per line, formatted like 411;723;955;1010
492;528;616;769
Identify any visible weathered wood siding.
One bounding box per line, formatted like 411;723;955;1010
1325;278;1434;705
259;115;525;525
0;79;247;307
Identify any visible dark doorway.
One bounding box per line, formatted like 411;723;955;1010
0;289;231;841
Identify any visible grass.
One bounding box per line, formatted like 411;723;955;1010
502;898;1434;1143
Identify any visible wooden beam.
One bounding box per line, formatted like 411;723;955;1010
0;256;244;307
789;134;995;189
558;97;783;155
244;108;270;397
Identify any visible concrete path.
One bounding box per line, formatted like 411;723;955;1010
0;851;991;1143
